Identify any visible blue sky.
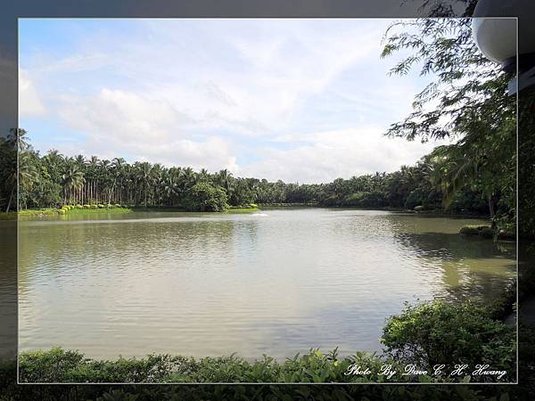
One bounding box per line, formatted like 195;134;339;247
19;18;446;183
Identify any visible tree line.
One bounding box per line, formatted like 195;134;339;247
0;128;510;220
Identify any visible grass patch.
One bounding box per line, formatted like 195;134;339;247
225;207;260;214
0;211;17;220
18;208;62;217
66;207;132;215
459;224;494;238
258;202;318;208
17;206;133;218
225;204;260;214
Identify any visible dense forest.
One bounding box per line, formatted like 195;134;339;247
0;127;508;220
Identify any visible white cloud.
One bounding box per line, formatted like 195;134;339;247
19;69;46;117
20;19;443;182
242;127;444;183
57;88;238;171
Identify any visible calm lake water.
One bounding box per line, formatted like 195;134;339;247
18;209;516;359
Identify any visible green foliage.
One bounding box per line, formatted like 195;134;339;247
344;191;387;208
404;188;428;210
182;182;228;212
19;347;87;383
2;128;506;222
17;348;375;384
381;300;516;381
381;18;515;231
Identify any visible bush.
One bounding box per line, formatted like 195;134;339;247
381;300;516;381
344;191;387;208
182;183;228;212
19;348;86;383
18;347;400;384
404;188;426;210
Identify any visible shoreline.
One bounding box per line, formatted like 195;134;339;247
6;205;491;219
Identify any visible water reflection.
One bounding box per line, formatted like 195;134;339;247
386;213;516;302
18;209;516;359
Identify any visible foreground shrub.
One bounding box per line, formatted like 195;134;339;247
19;348;86;382
19;348;405;384
381;300;516;381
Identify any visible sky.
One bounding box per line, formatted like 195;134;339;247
19;18;447;184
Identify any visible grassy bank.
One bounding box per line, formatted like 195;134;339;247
459;224;516;241
12;203;262;218
226;204;260;213
16;205;133;218
258;202;318;208
0;211;17;220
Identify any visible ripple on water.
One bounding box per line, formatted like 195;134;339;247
17;209;516;359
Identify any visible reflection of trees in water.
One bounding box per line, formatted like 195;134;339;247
18;218;239;289
391;229;516;303
437;267;516;303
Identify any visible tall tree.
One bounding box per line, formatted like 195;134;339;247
381;18;515;223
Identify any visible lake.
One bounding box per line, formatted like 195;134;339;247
18;208;516;360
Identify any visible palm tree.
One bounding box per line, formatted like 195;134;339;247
111;158;126;204
83;156;100;204
137;162;154;207
216;169;233;194
198;168;210;183
7;128;30;151
62;164;85;205
18;151;39;209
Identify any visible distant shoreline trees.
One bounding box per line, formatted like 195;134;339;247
0;129;503;217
